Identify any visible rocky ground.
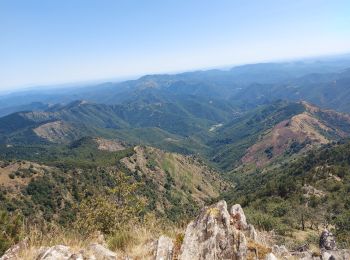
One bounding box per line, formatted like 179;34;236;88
1;200;349;260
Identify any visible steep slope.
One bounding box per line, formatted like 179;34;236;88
0;138;226;224
208;101;306;170
208;101;350;170
224;139;350;247
120;146;228;216
241;102;350;167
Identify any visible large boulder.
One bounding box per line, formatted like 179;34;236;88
319;229;336;250
178;200;247;260
155;235;174;260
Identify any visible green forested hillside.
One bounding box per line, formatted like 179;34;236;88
0;137;224;226
2;99;350;174
223;139;350;247
0;94;237;145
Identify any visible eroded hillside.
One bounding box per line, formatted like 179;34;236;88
241;102;350;167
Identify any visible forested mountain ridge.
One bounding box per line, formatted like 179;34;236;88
1;99;350;173
207;101;350;170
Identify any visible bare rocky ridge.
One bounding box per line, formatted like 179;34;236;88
33;121;79;143
94;137;125;152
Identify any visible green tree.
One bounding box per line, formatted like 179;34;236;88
74;171;145;235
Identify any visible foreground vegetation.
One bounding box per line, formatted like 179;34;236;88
224;139;350;248
0;139;222;255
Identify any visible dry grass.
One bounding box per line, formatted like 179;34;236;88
247;239;272;260
14;214;183;260
16;224;99;259
119;214;183;259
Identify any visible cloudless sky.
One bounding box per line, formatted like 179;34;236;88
1;0;350;90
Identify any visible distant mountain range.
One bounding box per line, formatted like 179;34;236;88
1;54;350;170
1;54;350;117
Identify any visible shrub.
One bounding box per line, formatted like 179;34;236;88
0;211;24;255
74;171;145;235
107;230;134;251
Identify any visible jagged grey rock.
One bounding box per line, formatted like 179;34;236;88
247;224;259;242
36;245;73;260
88;243;117;260
319;229;336;250
230;204;247;230
155;235;173;260
0;238;28;260
179;200;247;260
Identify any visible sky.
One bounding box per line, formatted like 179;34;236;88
1;0;350;90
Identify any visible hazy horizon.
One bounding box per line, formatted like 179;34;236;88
0;51;349;95
1;0;350;90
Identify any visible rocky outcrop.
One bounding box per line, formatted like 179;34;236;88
155;235;174;260
319;229;337;250
230;204;248;230
176;200;350;260
3;200;350;260
178;200;248;260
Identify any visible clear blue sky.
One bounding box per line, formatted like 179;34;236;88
1;0;350;90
